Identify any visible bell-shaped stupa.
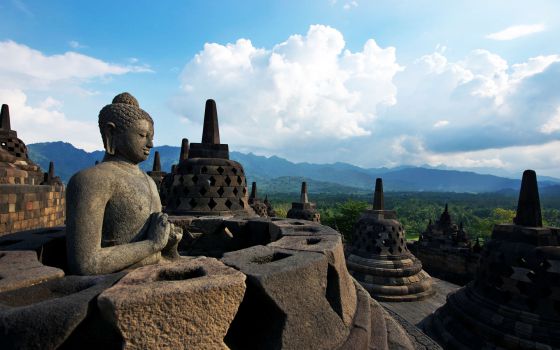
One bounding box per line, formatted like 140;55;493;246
162;100;253;216
346;178;434;301
423;170;560;349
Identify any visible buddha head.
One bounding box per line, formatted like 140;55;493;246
99;92;154;164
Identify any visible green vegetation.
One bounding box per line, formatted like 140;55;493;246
267;191;560;242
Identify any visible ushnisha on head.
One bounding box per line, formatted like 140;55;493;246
99;92;154;164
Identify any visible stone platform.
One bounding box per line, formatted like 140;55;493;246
0;217;432;349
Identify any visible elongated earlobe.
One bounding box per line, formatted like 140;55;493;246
103;122;116;155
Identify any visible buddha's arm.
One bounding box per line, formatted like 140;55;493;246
66;171;164;275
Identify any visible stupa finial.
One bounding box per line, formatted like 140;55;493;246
373;178;384;210
250;182;257;201
514;170;542;227
153;151;161;172
300;182;309;203
202;99;220;144
179;138;189;162
1;104;11;131
48;161;55;181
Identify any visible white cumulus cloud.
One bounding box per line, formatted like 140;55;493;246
0;40;152;151
486;24;546;41
174;25;402;152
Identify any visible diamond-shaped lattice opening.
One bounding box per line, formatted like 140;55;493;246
239;198;245;207
182;187;189;195
192;175;199;184
398;246;403;253
209;176;216;186
201;166;208;173
237;176;242;185
233;187;239;196
232;167;238;175
374;246;382;254
243;188;247;194
388;247;394;254
225;176;232;186
217;187;225;197
189;198;197;208
225;199;233;209
217;166;224;174
208;198;217;210
199;187;207;196
175;197;181;207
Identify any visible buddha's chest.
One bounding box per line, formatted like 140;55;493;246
102;173;161;244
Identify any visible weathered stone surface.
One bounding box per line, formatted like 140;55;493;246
222;245;349;350
0;273;123;350
66;93;181;275
98;257;246;350
0;250;64;293
269;234;357;326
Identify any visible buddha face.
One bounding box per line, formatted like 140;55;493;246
113;118;154;164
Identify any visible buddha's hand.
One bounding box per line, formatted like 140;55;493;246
169;223;183;244
147;212;171;251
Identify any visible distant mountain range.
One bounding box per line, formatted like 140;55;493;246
27;141;560;194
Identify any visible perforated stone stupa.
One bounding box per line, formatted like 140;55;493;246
162;100;253;216
287;182;320;223
423;170;560;349
409;204;479;285
346;178;434;301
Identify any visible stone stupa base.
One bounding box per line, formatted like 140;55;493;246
347;253;435;302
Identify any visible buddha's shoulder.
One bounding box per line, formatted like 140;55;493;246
67;163;119;190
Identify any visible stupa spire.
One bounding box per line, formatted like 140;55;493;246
1;104;11;131
48;161;55;181
373;178;384;210
179;138;189;162
250;182;257;201
152;151;161;172
514;169;542;227
300;182;309;203
202;99;220;144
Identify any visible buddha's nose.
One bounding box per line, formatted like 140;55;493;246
147;138;153;148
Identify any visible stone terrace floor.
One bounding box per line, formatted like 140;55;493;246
380;277;460;327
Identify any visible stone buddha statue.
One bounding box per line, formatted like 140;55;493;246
66;93;182;275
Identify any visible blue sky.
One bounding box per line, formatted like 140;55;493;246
1;0;559;177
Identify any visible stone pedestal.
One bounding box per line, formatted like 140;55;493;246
98;257;246;350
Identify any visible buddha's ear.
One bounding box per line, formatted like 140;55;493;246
102;122;117;155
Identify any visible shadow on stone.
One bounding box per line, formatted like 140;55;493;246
224;279;287;350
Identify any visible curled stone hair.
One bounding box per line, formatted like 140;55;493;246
98;92;153;134
98;92;154;154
